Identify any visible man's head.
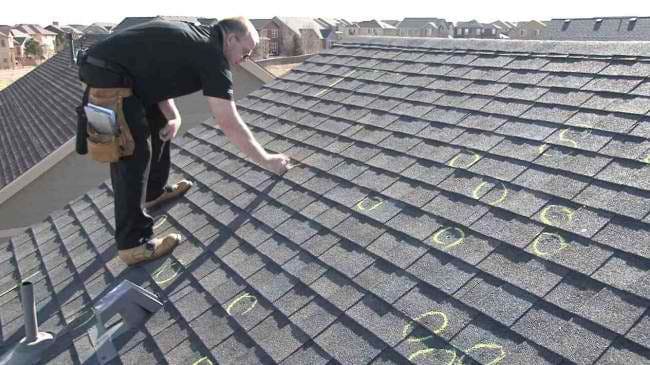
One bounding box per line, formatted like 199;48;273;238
216;17;259;65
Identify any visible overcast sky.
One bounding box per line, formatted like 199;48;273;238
3;0;649;26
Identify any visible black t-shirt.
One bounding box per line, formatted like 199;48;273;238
87;20;233;105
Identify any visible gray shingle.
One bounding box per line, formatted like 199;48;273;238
511;302;613;364
471;209;545;248
314;319;386;365
407;251;478;294
478;245;567;296
455;275;538;326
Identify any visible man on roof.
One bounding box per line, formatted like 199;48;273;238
76;17;290;266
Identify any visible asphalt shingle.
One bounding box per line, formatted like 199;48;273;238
7;37;650;365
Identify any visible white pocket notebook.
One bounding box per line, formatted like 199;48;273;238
85;103;118;135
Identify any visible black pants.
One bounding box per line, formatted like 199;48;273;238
79;63;170;250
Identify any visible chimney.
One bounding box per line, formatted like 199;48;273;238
53;21;59;26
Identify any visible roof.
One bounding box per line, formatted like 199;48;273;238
91;22;116;29
67;24;88;32
250;19;272;30
456;20;485;28
3;36;650;364
81;24;109;34
14;24;57;36
315;18;355;29
382;20;401;27
356;20;397;29
0;34;107;190
274;17;324;39
545;17;650;41
398;17;448;29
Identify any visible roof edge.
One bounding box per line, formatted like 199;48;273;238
338;36;650;58
0;138;75;207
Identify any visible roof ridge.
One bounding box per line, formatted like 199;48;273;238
339;36;650;58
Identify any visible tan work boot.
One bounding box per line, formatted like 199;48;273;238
144;180;193;210
118;233;182;266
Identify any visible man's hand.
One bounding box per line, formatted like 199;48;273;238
261;153;291;174
159;119;181;141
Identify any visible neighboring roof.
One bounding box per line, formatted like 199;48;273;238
44;25;65;35
492;20;516;31
81;24;110;34
398;17;448;29
315;18;355;29
456;20;485;28
382;20;401;27
67;24;88;32
91;22;116;29
356;20;397;29
250;18;272;30
545;16;650;41
3;36;650;364
0;34;106;190
14;24;57;36
274;17;324;39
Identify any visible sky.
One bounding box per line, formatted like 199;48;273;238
2;0;649;26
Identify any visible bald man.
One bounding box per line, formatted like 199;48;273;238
77;17;290;266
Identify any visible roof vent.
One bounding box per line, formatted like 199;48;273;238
594;19;603;31
628;17;637;31
562;19;571;31
0;281;55;365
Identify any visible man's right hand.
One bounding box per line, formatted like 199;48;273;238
261;153;291;174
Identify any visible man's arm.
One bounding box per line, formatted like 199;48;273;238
158;98;180;120
207;96;289;174
157;98;181;141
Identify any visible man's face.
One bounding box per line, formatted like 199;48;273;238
225;33;255;65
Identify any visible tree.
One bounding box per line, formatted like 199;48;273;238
25;39;43;58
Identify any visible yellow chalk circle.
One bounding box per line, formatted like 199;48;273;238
432;227;466;251
226;293;258;316
153;260;184;285
458;343;506;365
472;182;508;205
355;196;384;212
192;357;213;365
532;232;569;257
641;154;650;164
558;129;578;148
539;205;574;226
448;151;482;168
403;310;449;342
408;348;457;364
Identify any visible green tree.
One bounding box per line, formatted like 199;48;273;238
25;38;43;58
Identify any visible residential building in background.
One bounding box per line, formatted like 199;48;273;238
14;24;57;58
397;17;453;38
509;20;547;39
0;28;16;69
355;20;397;36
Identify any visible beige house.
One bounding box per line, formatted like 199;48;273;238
0;29;16;69
14;24;57;58
508;20;547;40
355;20;397;36
397;18;452;38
